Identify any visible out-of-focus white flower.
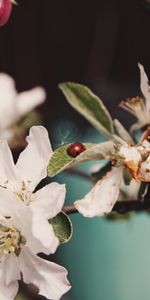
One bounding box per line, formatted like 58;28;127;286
0;73;46;140
0;125;70;300
74;167;123;217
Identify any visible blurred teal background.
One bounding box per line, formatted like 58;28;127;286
55;130;150;300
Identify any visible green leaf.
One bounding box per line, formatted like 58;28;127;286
123;168;133;185
49;212;73;244
48;141;114;177
59;82;114;136
106;212;131;221
113;119;134;144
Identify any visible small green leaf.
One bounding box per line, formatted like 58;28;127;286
113;119;134;144
59;82;114;136
123;168;133;185
49;212;73;244
48;141;114;177
106;212;131;221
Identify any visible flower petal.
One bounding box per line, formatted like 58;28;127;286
30;212;59;254
0;74;18;129
119;144;141;164
32;182;66;219
0;188;56;255
0;188;25;218
138;156;150;181
0;281;18;300
0;254;20;300
17;87;46;116
138;63;150;113
0;254;20;285
0;141;17;189
74;167;123;217
16;126;53;191
19;247;71;300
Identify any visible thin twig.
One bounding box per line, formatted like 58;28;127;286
63;199;150;215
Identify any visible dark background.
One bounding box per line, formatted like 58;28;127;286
1;0;150;134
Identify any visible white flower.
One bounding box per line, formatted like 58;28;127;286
119;63;150;131
0;189;70;300
74;167;123;217
119;141;150;182
74;139;150;218
0;125;70;300
0;73;46;139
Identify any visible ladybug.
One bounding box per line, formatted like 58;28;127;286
0;0;12;27
67;142;86;157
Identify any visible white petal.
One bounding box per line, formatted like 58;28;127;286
0;254;20;300
0;281;18;300
138;63;150;113
0;189;56;255
0;188;25;218
0;74;18;129
119;144;141;164
32;182;66;219
29;212;59;255
17;87;46;116
74;167;123;217
138;156;150;181
0;140;17;188
0;254;20;285
19;247;71;300
16;126;53;191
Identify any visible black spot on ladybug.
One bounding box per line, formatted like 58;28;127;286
67;143;86;157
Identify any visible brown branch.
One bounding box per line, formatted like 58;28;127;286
63;199;150;215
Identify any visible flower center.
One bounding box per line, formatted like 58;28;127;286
14;181;33;205
0;224;26;256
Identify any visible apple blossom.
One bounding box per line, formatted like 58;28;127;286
119;140;150;182
74;167;123;217
119;64;150;130
0;187;70;300
0;125;71;299
74;140;150;217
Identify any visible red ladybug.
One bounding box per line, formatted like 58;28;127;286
67;143;86;157
0;0;12;27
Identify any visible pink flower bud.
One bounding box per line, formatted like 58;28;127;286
0;0;12;27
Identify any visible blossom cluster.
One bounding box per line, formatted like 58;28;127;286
0;125;70;300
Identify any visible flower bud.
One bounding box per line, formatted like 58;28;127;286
0;0;12;27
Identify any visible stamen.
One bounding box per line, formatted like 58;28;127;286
0;225;26;256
